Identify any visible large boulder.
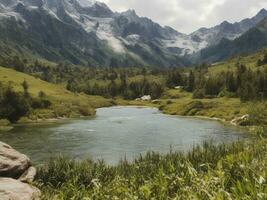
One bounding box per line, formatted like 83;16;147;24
0;142;31;179
19;167;37;183
0;178;41;200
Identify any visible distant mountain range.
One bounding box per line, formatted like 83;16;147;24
0;0;267;67
198;15;267;62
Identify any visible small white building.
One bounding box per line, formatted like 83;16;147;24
136;95;152;101
141;95;151;101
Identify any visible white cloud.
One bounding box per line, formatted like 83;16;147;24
100;0;267;33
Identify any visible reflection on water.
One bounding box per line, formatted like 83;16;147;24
0;106;248;165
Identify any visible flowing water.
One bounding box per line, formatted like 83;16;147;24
0;106;248;165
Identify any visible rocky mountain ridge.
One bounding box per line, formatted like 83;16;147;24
0;0;267;67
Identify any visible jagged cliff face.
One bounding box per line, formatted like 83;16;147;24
0;0;267;67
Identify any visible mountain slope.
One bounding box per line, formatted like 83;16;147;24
0;0;267;67
198;18;267;63
0;0;188;67
191;9;267;48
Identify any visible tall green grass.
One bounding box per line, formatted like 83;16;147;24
36;139;267;199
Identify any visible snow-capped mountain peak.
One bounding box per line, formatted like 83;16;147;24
0;0;267;67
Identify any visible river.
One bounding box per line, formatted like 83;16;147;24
0;106;248;165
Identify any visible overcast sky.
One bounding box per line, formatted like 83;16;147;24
100;0;267;33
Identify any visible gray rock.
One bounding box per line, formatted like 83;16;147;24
231;114;250;126
0;178;41;200
19;167;37;183
0;141;31;179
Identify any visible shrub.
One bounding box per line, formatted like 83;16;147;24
166;100;173;105
78;106;95;116
32;99;52;109
0;87;31;122
193;89;205;99
0;119;11;126
182;101;204;115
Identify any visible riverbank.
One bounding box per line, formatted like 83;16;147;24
1;96;262;133
1;66;265;132
0;119;13;132
35;137;267;199
114;95;266;129
2;106;247;166
1;86;265;134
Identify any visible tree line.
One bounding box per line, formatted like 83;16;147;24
1;54;267;101
188;64;267;101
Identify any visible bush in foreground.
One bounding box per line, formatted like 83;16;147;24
36;138;267;200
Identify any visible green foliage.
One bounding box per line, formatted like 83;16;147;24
2;51;267;102
186;70;195;92
257;52;267;66
248;103;267;126
193;89;205;99
0;119;10;126
0;81;51;122
180;101;204;116
0;84;31;122
190;63;267;101
36;139;267;199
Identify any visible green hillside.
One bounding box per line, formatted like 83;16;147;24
0;66;112;122
207;48;267;74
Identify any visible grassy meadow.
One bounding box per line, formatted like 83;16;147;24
0;66;112;122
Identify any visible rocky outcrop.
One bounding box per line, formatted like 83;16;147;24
0;178;41;200
0;141;41;200
19;167;37;183
0;141;31;179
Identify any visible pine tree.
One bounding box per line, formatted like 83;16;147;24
22;80;29;97
187;71;195;92
108;80;117;98
225;71;237;93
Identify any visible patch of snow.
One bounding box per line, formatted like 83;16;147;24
45;8;61;21
27;6;39;10
81;17;96;32
162;37;196;56
43;1;125;53
76;0;95;8
81;17;126;53
0;9;25;22
125;34;140;45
